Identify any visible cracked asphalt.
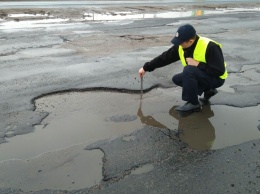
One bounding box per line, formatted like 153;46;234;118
0;1;259;193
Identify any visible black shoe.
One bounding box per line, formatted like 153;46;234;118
199;89;218;103
175;102;201;112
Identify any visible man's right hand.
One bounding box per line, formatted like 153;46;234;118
138;67;146;77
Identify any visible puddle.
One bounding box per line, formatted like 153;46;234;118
1;8;260;31
0;18;70;30
83;8;260;21
0;88;259;191
0;88;260;156
168;105;260;150
1;88;259;159
9;13;49;17
0;144;103;191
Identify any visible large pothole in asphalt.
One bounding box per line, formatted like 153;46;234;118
0;87;259;191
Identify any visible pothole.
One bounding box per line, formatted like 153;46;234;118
0;87;259;191
32;87;259;152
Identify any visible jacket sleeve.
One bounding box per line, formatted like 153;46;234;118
143;45;180;72
197;42;225;78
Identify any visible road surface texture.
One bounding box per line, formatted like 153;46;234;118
0;1;259;194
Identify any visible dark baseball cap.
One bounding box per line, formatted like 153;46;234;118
171;24;196;46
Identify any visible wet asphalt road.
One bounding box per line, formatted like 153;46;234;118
0;2;260;194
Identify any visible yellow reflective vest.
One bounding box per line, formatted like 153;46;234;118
178;37;228;79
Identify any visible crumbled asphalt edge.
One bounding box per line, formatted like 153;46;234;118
20;128;260;194
3;139;260;194
21;125;206;194
41;142;260;194
84;126;181;181
83;126;207;188
0;188;24;194
0;84;165;145
30;84;170;103
83;139;260;194
211;64;260;107
0;111;49;144
211;65;260;107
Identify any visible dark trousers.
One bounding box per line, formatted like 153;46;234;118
172;66;225;104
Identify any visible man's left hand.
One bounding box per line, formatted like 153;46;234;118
186;58;199;66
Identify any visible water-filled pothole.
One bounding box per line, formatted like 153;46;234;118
33;87;259;151
2;87;260;158
0;87;259;191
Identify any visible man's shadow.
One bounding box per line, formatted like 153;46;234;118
137;101;216;151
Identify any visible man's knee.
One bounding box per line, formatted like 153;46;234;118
172;74;182;86
183;65;197;76
172;75;177;84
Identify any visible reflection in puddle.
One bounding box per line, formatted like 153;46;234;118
0;88;259;190
138;102;216;150
138;92;260;151
170;105;216;151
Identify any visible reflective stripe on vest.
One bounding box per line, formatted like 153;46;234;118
178;37;228;79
